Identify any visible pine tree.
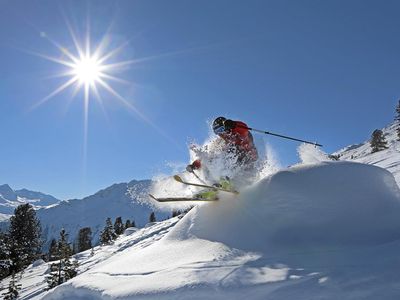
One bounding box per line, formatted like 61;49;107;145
395;100;400;122
395;100;400;141
370;129;388;153
149;212;156;223
77;227;92;252
397;126;400;141
46;229;78;289
2;272;21;300
131;220;136;228
48;239;58;262
125;219;132;229
100;218;117;245
0;232;11;279
114;217;125;235
8;204;42;274
72;242;78;255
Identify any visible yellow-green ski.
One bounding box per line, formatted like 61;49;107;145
173;175;239;194
149;194;218;202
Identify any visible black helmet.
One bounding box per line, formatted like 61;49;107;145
212;116;226;134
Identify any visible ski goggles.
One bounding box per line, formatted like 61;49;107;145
213;125;225;135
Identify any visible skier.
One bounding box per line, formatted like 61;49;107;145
150;117;322;202
186;116;258;177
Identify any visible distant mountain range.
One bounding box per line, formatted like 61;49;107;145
0;179;170;249
0;184;60;221
38;179;170;249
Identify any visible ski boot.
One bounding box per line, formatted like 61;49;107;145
212;176;234;191
193;177;234;201
193;189;218;201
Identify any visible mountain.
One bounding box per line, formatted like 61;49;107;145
15;189;60;207
36;179;169;249
0;184;17;201
0;179;170;249
0;185;60;221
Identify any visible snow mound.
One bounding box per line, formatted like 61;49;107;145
170;162;400;252
42;162;400;300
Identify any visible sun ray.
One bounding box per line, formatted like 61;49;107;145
92;21;115;59
90;81;110;122
41;33;80;64
98;72;130;85
31;76;78;110
96;77;182;149
96;77;144;117
19;47;76;69
96;39;131;64
65;18;85;59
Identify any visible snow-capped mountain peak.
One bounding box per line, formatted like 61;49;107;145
0;184;17;201
0;184;61;221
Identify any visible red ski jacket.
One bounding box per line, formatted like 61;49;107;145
220;120;258;163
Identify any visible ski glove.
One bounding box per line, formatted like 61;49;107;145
186;159;201;172
223;119;236;130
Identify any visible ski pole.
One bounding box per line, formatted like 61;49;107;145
237;125;323;147
189;169;209;186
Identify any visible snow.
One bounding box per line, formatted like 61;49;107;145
123;227;139;236
297;143;329;164
0;218;180;300
34;161;400;299
334;122;400;185
3;122;400;299
15;189;60;207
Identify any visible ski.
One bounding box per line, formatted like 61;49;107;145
173;175;239;194
149;194;218;202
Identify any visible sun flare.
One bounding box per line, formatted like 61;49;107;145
29;21;151;165
73;55;102;85
32;21;141;114
30;20;179;166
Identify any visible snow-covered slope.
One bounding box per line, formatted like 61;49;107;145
0;184;60;221
334;122;400;184
25;161;400;300
36;180;169;249
0;217;180;300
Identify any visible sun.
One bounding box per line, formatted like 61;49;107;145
31;21;141;114
30;20;181;166
73;55;102;85
29;21;153;166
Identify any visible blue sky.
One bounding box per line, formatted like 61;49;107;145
0;0;399;199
